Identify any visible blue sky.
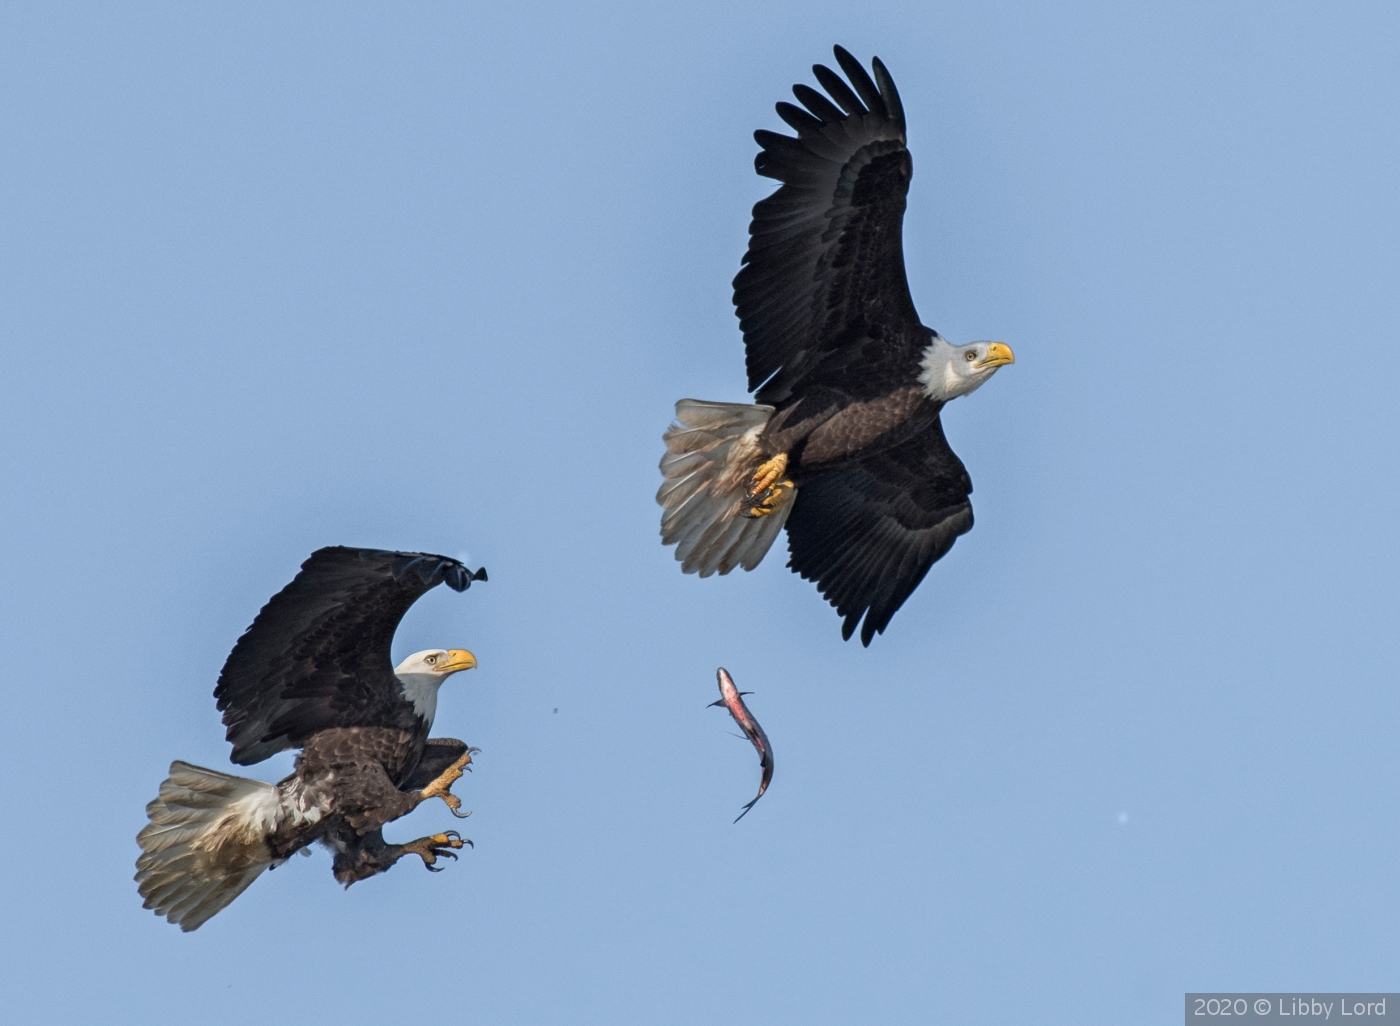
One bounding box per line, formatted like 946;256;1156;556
2;3;1398;1023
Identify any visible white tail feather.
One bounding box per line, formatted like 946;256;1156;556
657;399;795;576
135;761;282;932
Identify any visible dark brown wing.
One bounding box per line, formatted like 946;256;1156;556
783;417;973;646
734;46;928;406
214;547;485;765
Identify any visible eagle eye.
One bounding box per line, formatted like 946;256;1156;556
964;350;978;363
426;654;438;665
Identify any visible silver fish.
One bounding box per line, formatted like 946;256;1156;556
710;668;773;822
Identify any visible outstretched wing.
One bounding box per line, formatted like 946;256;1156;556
783;417;973;646
734;46;927;406
214;547;485;765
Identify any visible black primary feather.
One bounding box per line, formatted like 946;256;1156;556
832;45;887;116
811;62;867;116
774;101;824;134
791;83;845;123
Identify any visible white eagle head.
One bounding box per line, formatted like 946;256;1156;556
393;648;477;725
919;335;1015;402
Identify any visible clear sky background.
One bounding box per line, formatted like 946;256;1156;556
2;3;1398;1023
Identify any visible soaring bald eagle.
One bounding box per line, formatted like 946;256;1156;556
657;46;1015;645
136;546;487;931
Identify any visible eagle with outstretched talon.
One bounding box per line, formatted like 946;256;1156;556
135;546;487;931
658;46;1015;645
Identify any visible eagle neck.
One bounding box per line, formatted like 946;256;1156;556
917;335;959;401
394;672;441;728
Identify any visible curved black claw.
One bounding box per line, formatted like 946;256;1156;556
441;830;473;849
425;850;458;873
412;830;472;871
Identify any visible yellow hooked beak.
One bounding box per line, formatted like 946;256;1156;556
439;649;478;674
976;342;1015;369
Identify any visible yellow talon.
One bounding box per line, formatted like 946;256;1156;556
742;478;794;519
747;453;789;499
404;830;470;872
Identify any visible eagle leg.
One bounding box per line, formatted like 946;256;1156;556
743;453;794;519
400;831;471;872
331;828;472;886
416;749;476;818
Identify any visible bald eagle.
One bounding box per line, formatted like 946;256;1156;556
657;46;1015;645
136;546;487;932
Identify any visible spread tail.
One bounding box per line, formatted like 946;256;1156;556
657;400;795;576
135;761;282;932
